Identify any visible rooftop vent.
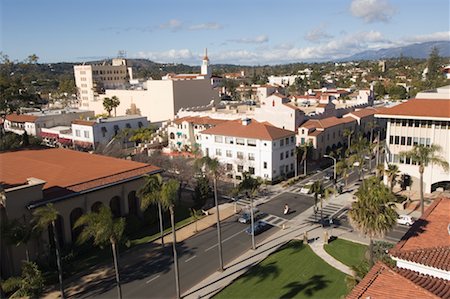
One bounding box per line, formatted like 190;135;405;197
242;118;251;126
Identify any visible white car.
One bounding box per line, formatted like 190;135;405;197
397;214;414;226
300;182;313;194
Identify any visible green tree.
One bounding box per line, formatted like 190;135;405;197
348;177;398;266
74;206;125;299
2;261;44;298
193;176;211;209
32;203;65;299
310;180;334;226
26;54;39;64
336;159;351;187
399;144;449;215
387;85;407;100
137;174;165;248
195;156;224;271
296;142;312;176
426;46;441;82
373;82;386;100
2;219;33;261
384;164;400;192
103;96;120;117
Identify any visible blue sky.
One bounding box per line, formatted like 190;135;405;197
1;0;449;65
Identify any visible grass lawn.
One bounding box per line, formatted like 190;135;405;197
215;241;349;299
324;238;368;268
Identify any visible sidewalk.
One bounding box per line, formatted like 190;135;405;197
308;238;353;276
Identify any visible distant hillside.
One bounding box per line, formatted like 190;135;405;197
341;41;450;61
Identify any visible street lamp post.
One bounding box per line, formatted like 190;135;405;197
323;155;337;183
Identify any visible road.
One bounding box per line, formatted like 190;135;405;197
79;193;316;299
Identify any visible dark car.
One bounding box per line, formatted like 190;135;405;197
238;210;267;224
245;220;272;235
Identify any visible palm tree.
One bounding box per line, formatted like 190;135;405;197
237;173;261;250
343;128;353;150
384;164;400;192
311;180;334;226
2;261;44;298
296;142;312;176
3;219;32;261
400;144;449;215
103;97;113;116
376;163;385;179
111;96;120;117
348;177;398;266
32;203;65;299
336;160;351;187
367;121;377;143
74;206;125;299
160;179;181;299
137;174;165;248
196;156;224;271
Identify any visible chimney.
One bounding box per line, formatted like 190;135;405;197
242;118;251;126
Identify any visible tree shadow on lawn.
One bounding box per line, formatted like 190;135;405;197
280;274;330;299
67;240;195;298
242;261;280;284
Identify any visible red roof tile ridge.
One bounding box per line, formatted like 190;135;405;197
347;262;441;299
393;267;449;298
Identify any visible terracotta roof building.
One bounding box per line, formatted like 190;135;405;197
199;118;296;182
347;198;450;299
0;148;162;277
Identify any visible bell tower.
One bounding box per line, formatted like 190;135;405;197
201;48;211;77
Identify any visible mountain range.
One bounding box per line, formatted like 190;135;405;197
340;41;450;61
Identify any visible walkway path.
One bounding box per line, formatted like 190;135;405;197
308;238;354;276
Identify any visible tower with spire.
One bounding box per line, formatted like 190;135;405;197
201;48;211;77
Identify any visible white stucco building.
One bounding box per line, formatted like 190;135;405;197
74;54;218;123
375;85;450;193
199;118;296;182
254;93;306;131
4;109;94;136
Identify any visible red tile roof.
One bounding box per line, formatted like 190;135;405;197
173;116;228;126
5;114;39;123
348;107;381;118
393;198;450;252
375;98;450;119
391;246;450;271
200;119;295;140
347;262;443;299
0;148;161;201
301;116;356;130
395;267;450;298
72;119;95;126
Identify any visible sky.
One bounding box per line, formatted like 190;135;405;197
1;0;449;65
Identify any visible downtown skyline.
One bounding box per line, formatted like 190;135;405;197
1;0;449;65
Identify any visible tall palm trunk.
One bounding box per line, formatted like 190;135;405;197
320;197;323;227
303;158;307;176
419;166;424;216
213;176;224;271
170;207;180;299
158;203;164;248
51;221;65;299
111;240;122;299
368;237;374;267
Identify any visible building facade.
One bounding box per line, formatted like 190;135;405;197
375;86;450;193
4;109;94;136
0;148;161;276
199;118;296;182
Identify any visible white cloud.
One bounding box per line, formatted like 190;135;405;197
188;22;222;31
304;25;333;43
159;19;183;31
229;35;269;44
403;31;450;43
350;0;395;23
137;49;195;63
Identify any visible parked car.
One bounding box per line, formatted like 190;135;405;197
323;172;333;181
245;220;272;235
300;182;314;194
238;209;266;224
397;214;414;226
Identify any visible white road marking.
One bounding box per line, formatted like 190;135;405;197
204;230;244;252
185;255;197;263
146;274;160;284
